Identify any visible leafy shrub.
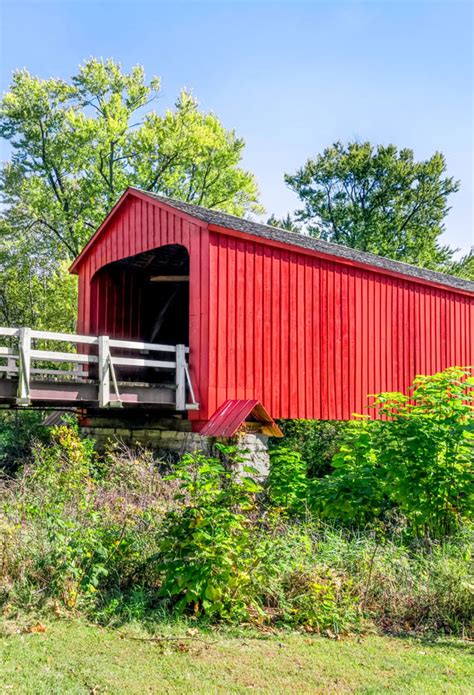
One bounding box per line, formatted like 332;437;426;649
0;410;48;473
270;419;347;478
268;447;308;513
154;448;262;621
0;425;172;613
312;418;388;525
360;527;474;635
1;411;472;638
374;368;473;536
281;567;359;633
313;368;474;536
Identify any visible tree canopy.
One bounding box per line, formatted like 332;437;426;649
0;59;262;328
285;141;467;272
266;213;301;233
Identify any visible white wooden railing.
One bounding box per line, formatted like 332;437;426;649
0;327;198;410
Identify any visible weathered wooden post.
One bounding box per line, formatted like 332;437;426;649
175;344;186;411
98;335;110;407
16;326;31;406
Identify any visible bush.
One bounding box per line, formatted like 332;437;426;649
268;447;308;513
250;519;362;634
311;419;388;525
0;425;172;614
0;410;48;473
313;368;474;536
1;409;472;638
154;447;262;621
270;419;347;478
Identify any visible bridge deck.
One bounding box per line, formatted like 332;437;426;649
0;327;198;411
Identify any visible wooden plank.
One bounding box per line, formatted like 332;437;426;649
149;275;189;282
227;236;236;398
0;327;19;337
98;335;110;407
216;236;228;404
319;262;328;420
0;347;17;356
108;338;186;353
111;356;176;369
235;239;246;401
30;349;98;364
208;234;219;412
17;326;31;405
30;329;99;345
175;344;186;410
31;367;88;377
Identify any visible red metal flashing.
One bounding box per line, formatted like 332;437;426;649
200;399;283;438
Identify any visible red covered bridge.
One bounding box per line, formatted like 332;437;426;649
1;186;473;433
72;187;473;423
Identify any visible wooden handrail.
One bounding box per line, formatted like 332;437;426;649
0;326;198;410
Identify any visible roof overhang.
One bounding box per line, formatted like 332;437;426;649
200;399;283;438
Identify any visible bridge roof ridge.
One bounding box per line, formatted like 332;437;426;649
70;186;474;294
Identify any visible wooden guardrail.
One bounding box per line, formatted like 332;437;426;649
0;327;198;410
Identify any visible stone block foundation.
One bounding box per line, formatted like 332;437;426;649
78;415;270;478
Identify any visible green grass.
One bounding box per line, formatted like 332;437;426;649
1;619;473;694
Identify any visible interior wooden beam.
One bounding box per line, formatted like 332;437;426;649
149;275;190;282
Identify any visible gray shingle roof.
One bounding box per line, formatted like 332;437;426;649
134;189;474;293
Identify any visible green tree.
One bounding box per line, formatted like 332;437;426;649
0;58;261;329
267;213;301;232
449;251;474;281
285;141;463;270
0;227;77;330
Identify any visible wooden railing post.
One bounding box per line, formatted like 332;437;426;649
175;344;186;411
6;355;16;378
16;326;31;406
98;335;110;407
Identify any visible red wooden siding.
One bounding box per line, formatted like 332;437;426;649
207;231;473;420
74;194;210;420
72;190;474;426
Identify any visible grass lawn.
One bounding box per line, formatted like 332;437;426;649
0;619;472;694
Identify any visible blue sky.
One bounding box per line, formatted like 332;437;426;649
1;0;472;254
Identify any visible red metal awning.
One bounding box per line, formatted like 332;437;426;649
200;399;283;438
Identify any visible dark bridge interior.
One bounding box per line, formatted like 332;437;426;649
90;244;190;347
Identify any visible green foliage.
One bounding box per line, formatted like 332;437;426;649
0;253;77;332
250;518;474;636
270;419;347;478
0;58;261;328
449;251;474;280
0;426;169;612
0;410;48;472
285;141;467;272
11;424;108;603
314;367;474;536
266;213;301;232
154;448;262;621
312;419;388;525
0;422;472;637
268;448;308;513
252;521;361;634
